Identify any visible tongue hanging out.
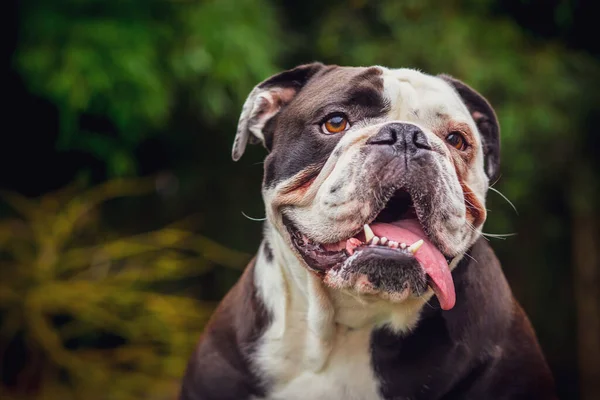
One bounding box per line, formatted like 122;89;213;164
369;220;456;310
323;219;456;310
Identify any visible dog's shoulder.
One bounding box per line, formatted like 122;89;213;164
373;239;557;399
446;240;557;399
179;258;270;400
442;301;557;400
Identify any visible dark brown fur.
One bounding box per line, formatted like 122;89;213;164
372;238;557;400
179;240;557;399
179;259;271;400
439;74;501;182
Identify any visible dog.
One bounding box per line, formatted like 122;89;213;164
179;63;557;399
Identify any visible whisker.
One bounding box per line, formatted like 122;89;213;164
462;252;478;264
489;187;518;215
343;289;369;306
482;232;517;240
466;221;489;241
482;235;506;240
423;298;437;310
489;174;503;188
464;199;478;210
241;211;267;221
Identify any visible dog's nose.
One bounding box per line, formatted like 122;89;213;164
367;123;431;152
367;123;399;145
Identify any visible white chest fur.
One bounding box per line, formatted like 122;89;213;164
252;232;426;400
256;322;380;400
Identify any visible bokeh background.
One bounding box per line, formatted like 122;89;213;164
2;0;599;399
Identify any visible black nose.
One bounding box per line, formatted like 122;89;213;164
367;123;432;152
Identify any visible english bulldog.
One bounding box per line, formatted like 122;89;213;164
180;63;557;400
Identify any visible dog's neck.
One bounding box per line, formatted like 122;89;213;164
253;221;431;372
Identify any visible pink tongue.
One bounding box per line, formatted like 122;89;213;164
370;220;456;310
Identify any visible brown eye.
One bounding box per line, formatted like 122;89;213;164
321;114;349;134
446;131;467;151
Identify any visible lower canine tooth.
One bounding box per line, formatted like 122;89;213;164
380;237;388;245
364;224;374;243
407;239;424;254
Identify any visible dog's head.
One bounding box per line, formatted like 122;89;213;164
233;63;499;311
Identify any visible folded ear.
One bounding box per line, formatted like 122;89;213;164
232;62;325;161
439;75;501;182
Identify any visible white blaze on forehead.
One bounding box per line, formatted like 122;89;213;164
377;67;479;138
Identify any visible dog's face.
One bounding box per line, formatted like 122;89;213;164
233;64;500;311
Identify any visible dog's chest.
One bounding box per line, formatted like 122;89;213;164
254;321;382;400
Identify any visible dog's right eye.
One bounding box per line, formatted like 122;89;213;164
321;114;350;134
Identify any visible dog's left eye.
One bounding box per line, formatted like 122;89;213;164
446;131;468;151
321;114;350;134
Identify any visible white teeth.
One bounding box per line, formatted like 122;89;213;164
364;224;374;243
359;229;422;253
407;239;424;254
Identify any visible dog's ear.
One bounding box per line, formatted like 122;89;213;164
232;62;325;161
440;75;501;182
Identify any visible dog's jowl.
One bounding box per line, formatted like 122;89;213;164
180;64;557;400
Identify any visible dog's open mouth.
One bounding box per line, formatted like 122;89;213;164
284;190;456;310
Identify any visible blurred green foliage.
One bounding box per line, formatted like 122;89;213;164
16;0;280;176
6;0;600;399
0;180;249;399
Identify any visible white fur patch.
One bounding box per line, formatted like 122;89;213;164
253;226;429;400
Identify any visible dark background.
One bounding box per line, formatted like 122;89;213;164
2;1;599;399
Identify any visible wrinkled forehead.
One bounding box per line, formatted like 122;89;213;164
285;66;387;116
289;65;472;124
380;67;473;123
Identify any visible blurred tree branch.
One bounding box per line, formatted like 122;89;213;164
0;179;250;399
